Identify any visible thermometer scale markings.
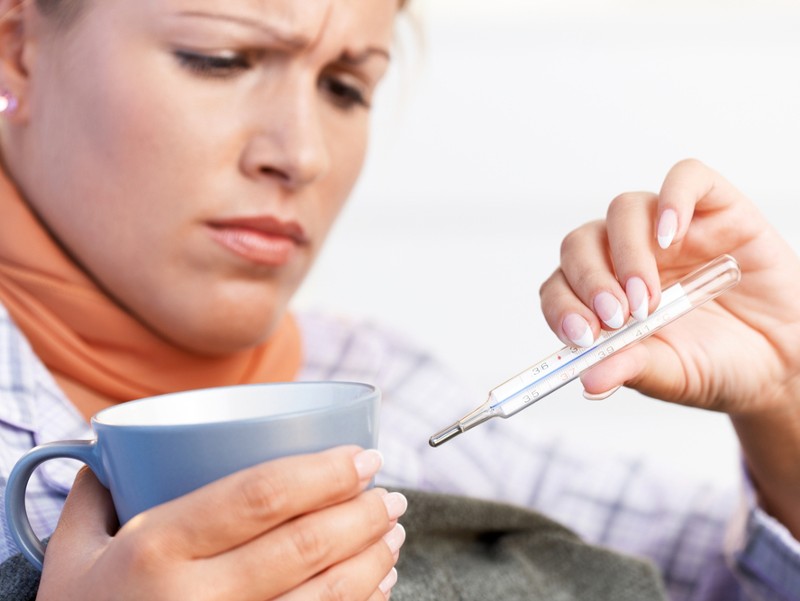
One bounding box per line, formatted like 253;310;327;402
489;284;689;415
429;255;742;447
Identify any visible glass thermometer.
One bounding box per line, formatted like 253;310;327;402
429;254;742;447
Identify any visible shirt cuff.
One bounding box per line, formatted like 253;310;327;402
725;460;800;600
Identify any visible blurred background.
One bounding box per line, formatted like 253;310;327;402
296;0;800;488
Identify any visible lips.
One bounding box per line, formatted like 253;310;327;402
206;216;308;267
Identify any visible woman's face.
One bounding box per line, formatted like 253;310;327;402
8;0;396;354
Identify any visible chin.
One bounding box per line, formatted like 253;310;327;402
142;281;293;356
175;327;274;356
152;311;279;357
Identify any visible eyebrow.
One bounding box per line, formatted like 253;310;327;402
174;11;392;63
341;47;392;65
175;10;313;49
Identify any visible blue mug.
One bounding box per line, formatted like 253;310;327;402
5;381;380;570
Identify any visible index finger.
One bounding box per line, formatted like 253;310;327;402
656;158;744;249
123;445;382;558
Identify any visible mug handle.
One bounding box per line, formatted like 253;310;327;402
5;440;105;570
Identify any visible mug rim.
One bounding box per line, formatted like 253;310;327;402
91;381;378;429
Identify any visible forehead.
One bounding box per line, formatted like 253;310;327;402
154;0;397;47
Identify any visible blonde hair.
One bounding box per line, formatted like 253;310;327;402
35;0;85;28
0;0;83;30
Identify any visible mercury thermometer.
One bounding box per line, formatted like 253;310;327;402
429;254;742;447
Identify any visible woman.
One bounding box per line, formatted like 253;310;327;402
0;0;406;598
0;0;798;599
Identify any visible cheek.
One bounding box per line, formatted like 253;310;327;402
36;48;231;230
35;89;174;250
31;45;174;208
315;118;369;239
24;61;224;313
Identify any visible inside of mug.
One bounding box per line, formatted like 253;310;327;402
93;382;375;427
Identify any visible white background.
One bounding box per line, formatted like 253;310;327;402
296;0;800;487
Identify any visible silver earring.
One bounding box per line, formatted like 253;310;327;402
0;91;17;114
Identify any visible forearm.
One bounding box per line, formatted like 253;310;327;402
731;397;800;539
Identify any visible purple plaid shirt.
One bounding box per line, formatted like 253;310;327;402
1;306;798;600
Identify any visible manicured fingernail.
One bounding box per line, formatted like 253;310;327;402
583;385;622;401
657;209;678;249
593;292;624;329
383;492;408;520
354;449;383;481
379;567;399;596
383;523;406;555
625;277;649;322
562;313;594;348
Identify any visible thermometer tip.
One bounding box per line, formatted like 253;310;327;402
429;423;463;447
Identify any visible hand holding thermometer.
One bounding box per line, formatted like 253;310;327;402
429;254;742;447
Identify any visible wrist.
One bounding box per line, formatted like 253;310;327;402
731;400;800;538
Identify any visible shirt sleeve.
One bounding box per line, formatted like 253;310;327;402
725;464;800;601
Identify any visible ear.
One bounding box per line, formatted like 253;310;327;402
0;0;38;122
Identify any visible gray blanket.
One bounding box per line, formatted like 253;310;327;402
1;489;666;600
393;488;667;600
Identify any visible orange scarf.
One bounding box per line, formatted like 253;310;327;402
0;167;302;419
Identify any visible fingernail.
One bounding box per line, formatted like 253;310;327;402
625;277;649;322
593;292;624;329
383;492;408;520
354;449;384;481
379;567;399;596
562;313;594;348
383;524;406;555
657;209;678;249
583;385;622;401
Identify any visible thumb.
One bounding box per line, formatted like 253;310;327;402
37;469;118;597
45;467;118;561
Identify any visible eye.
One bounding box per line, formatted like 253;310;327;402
174;50;251;79
320;74;370;111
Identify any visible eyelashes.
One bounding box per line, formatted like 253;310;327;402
173;50;370;110
174;50;251;78
320;75;369;110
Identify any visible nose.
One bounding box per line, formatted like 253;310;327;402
240;79;331;189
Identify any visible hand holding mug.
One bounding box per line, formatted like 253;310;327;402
38;447;404;601
6;382;405;600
